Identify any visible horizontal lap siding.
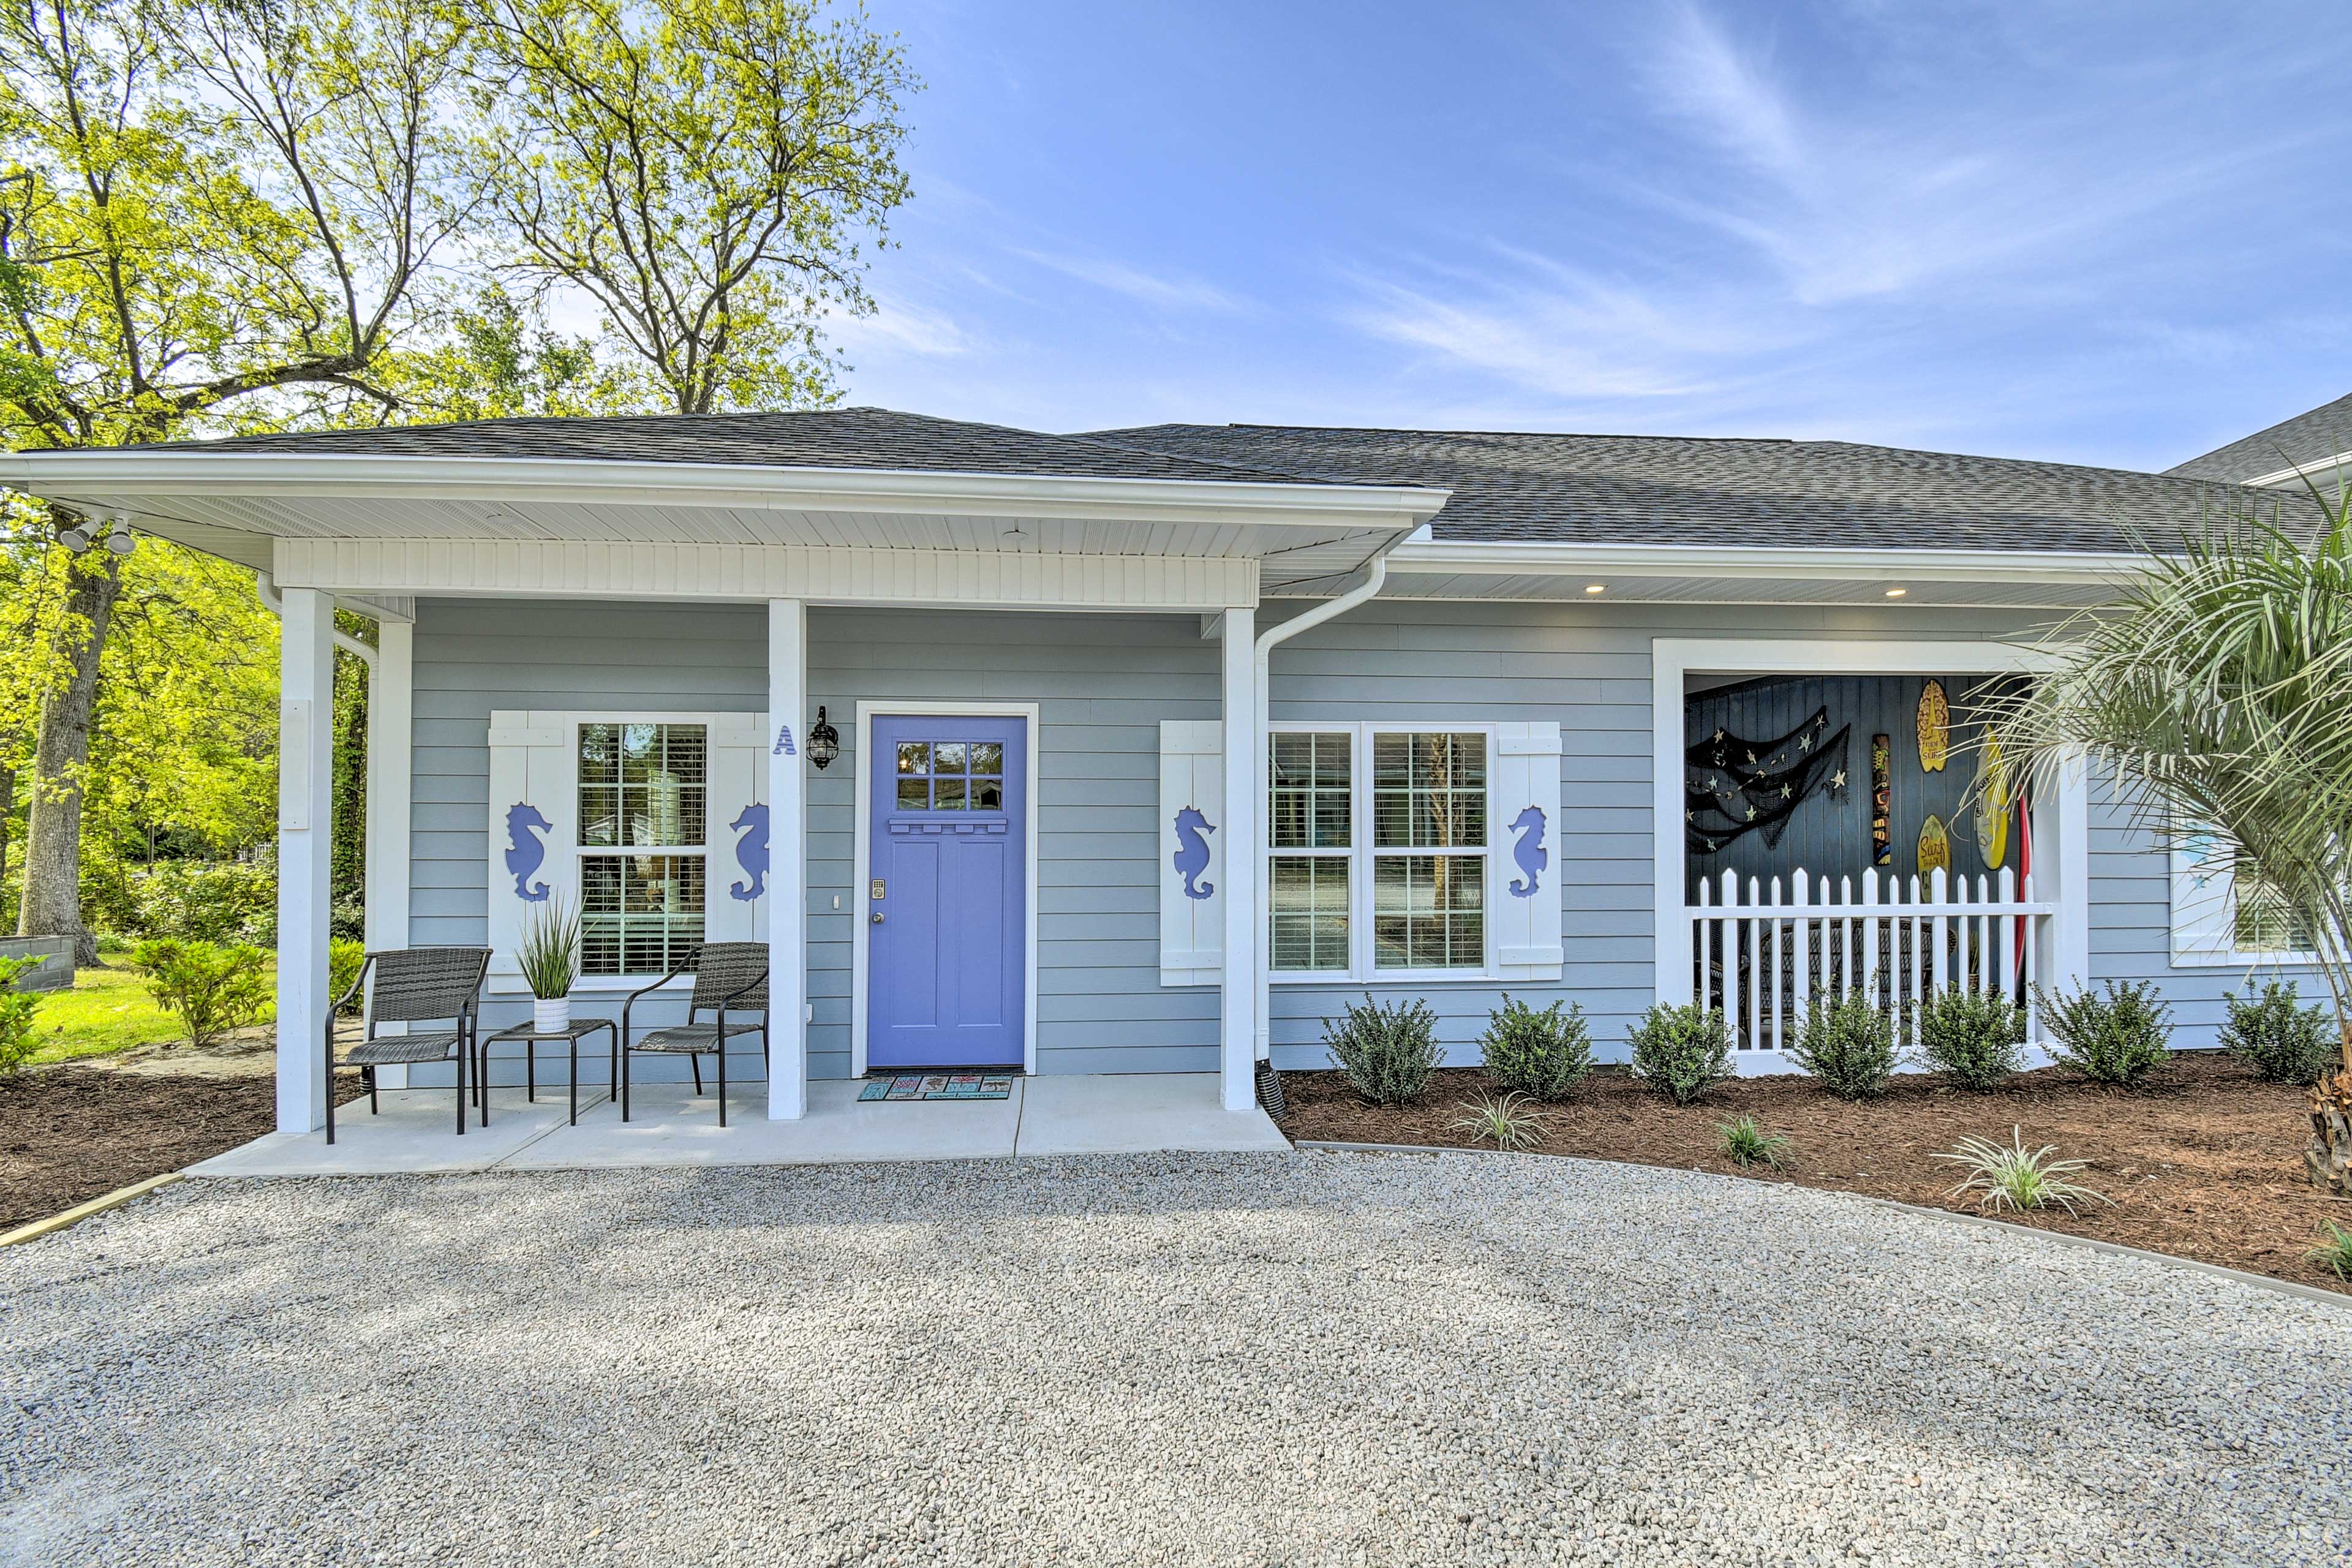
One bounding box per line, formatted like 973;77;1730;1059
407;598;1217;1082
1268;601;2052;1069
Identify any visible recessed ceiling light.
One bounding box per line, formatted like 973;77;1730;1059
1584;583;1605;594
1884;587;1908;598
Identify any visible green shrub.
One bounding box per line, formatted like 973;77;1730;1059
1787;990;1896;1099
2037;980;2171;1087
2308;1222;2352;1282
1448;1091;1555;1151
105;859;279;946
0;955;45;1075
1916;987;2027;1090
2220;979;2335;1086
1322;994;1440;1104
133;938;273;1048
330;939;368;1017
1627;1002;1735;1104
1715;1115;1792;1170
1479;995;1593;1100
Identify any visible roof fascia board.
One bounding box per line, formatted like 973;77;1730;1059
0;450;1449;529
2243;452;2351;490
1391;538;2146;586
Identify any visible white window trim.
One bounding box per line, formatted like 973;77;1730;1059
1267;721;1498;985
487;707;764;996
575;717;714;983
2170;821;2323;968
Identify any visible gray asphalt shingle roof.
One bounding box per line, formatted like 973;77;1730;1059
2166;391;2352;482
133;405;2314;554
148;407;1331;488
1087;423;2304;553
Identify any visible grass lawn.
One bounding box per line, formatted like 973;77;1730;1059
23;961;277;1066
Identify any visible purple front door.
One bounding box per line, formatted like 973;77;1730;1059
867;715;1027;1069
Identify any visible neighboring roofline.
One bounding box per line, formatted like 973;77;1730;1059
1389;535;2155;584
2239;451;2352;490
0;449;1452;529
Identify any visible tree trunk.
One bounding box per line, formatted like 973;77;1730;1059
0;739;15;920
2310;1019;2352;1197
17;548;123;968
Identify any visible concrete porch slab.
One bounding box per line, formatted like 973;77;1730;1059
185;1087;586;1177
496;1078;1023;1170
1014;1072;1290;1156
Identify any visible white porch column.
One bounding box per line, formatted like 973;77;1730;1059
363;619;413;955
1219;606;1259;1111
768;599;810;1119
275;588;335;1133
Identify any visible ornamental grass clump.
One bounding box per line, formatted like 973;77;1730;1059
1322;994;1439;1104
2037;979;2171;1087
2307;1222;2352;1282
1449;1091;1555;1152
1915;986;2027;1090
516;899;582;1001
1933;1126;2111;1215
1787;989;1896;1099
132;938;272;1049
2221;979;2336;1086
1715;1115;1792;1170
1627;1001;1734;1105
1479;995;1593;1100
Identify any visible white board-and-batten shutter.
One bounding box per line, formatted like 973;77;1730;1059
486;710;768;989
1489;721;1565;982
1158;720;1225;986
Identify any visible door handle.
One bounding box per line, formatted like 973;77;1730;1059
871;911;884;924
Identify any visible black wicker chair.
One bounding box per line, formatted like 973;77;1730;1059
325;947;492;1144
620;942;770;1127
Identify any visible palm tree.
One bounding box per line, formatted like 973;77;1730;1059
1989;481;2352;1194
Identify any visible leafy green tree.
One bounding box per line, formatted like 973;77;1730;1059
0;0;466;960
463;0;917;412
1991;487;2352;1191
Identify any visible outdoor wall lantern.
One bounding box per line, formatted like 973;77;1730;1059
807;706;840;770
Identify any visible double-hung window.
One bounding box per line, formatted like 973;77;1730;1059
1268;726;1491;979
2171;820;2321;966
577;721;708;976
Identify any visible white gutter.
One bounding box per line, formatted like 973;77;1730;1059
1247;551;1394;1062
1385;538;2152;586
0;448;1450;530
254;570;376;666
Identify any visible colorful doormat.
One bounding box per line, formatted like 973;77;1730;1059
857;1073;1016;1102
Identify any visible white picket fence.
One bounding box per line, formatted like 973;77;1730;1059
1688;867;2055;1055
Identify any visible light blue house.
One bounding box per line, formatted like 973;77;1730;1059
2;404;2329;1134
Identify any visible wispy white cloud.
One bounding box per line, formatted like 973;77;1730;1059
832;296;974;359
1010;248;1246;314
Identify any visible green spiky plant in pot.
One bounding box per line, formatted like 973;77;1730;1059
516;898;581;1033
1983;476;2352;1193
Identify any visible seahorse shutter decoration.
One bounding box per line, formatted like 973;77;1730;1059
505;804;554;901
1684;707;1851;856
728;803;771;901
1172;806;1216;900
1507;805;1547;897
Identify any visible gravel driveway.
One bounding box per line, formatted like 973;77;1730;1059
4;1151;2348;1566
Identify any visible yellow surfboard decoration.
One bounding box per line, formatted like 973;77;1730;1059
1917;679;1950;773
1975;728;2011;869
1917;813;1951;878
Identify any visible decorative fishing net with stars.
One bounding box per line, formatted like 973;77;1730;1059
1686;707;1853;856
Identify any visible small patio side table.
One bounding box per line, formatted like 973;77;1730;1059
478;1018;620;1127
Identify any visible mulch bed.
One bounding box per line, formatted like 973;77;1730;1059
1280;1051;2352;1295
0;1066;365;1234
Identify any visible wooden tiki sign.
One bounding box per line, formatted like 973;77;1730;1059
1870;733;1893;865
1917;679;1951;772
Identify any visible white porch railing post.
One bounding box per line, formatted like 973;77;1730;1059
767;599;809;1120
275;587;335;1134
1219;606;1258;1112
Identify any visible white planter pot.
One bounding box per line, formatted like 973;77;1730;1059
533;996;572;1034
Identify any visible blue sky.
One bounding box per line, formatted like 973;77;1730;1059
828;2;2352;473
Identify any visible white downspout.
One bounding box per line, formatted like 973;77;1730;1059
1249;552;1392;1065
